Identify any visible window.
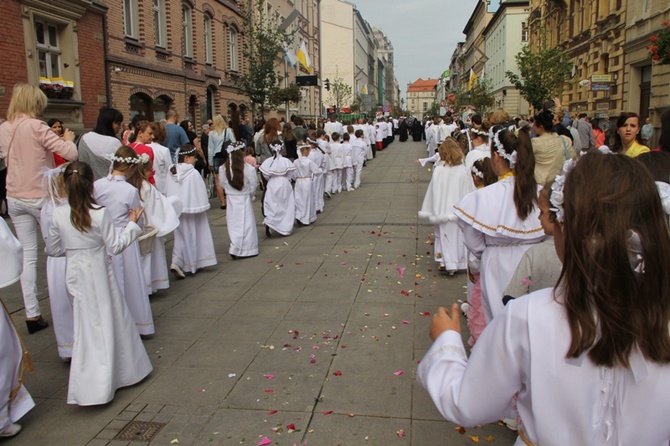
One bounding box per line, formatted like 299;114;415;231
423;102;428;111
521;22;528;42
182;3;193;58
35;20;61;78
204;15;213;64
123;0;139;39
153;0;167;48
229;27;238;71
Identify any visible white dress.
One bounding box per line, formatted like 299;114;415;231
418;288;670;446
40;201;74;358
149;141;172;194
94;175;155;335
307;147;325;212
165;163;217;272
419;161;474;271
259;155;296;236
454;177;544;322
293;155;321;225
139;181;180;294
46;205;152;406
0;218;35;432
219;163;259;257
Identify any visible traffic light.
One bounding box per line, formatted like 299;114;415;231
324;78;330;91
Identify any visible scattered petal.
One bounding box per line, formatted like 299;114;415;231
287;423;296;432
521;277;533;286
485;436;495;442
198;389;206;392
267;410;278;415
258;437;273;446
228;373;236;378
348;413;355;417
469;436;480;443
396;266;405;278
264;374;275;380
340;261;347;265
171;439;180;444
396;429;406;438
402;320;410;324
323;410;333;415
333;370;342;376
456;426;466;434
394;370;404;376
422;311;431;316
265;389;275;393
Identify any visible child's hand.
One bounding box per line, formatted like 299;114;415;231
129;206;145;223
429;304;461;341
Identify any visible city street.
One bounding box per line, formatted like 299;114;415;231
1;139;516;446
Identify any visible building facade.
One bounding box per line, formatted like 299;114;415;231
406;78;438;120
622;0;670;148
458;0;493;93
2;0;108;131
483;0;530;118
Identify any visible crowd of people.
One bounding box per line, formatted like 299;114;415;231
0;84;403;436
416;102;670;445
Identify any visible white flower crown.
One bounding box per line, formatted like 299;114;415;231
471;165;484;179
492;126;517;168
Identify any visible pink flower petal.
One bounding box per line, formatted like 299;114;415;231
340;261;347;265
323;410;333;415
396;266;406;278
264;374;275;380
267;410;278;415
265;389;275;393
394;370;404;376
258;437;272;446
402;320;410;324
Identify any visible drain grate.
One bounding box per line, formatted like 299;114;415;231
114;420;165;442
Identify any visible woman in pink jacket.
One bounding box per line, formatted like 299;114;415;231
0;84;78;333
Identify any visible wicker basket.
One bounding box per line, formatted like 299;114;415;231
138;225;160;256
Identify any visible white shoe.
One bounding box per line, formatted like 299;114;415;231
0;423;22;438
502;417;518;431
460;302;472;315
170;264;186;279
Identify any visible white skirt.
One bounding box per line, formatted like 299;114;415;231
172;212;217;272
294;177;316;225
141;236;170;294
433;222;468;271
263;177;295;235
47;256;74;358
226;193;258;257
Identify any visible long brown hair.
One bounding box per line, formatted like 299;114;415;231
262;118;281;145
63;162;97;232
438;138;464;167
493;126;537;219
225;150;245;191
560;152;670;367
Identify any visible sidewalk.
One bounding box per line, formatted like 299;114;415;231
1;139;516;445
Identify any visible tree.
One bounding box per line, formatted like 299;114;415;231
326;76;353;112
470;76;495;115
506;31;572;111
237;0;293;120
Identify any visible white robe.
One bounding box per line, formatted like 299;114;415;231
260;154;296;235
464;143;490;171
40;202;73;358
454;177;544;322
139;181;180;294
220;163;259;257
307;147;325;212
94;175;155;335
0;218;35;432
418;288;670;446
419;161;474;271
46;205;152;406
149;142;172;194
166;164;217;272
293;156;321;225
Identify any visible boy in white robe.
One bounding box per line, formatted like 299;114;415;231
293;144;322;225
351;130;367;189
307;137;326;212
329;133;344;194
340;133;354;192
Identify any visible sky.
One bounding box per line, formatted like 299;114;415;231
348;0;475;101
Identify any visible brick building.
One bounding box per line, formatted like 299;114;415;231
107;0;248;127
0;0;108;131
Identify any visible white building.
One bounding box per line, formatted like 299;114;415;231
482;0;531;117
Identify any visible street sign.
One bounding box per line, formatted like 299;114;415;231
591;83;612;91
382;105;390;112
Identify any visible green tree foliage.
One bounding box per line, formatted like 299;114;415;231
470;76;495;115
237;0;293;119
506;32;572;111
326;76;353;112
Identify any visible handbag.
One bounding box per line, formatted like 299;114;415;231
213;128;231;161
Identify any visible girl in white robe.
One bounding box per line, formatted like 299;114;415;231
419;138;474;274
293;144;322;226
351;131;367;189
419;152;670;446
40;167;73;359
316;131;333;199
219;141;259;258
94;147;155;336
165;144;217;276
329;134;344;194
128;161;180;294
454;126;544;323
0;218;34;437
307;137;326;212
46;161;152;406
259;141;296;237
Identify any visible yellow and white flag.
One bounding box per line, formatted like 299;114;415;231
468;68;477;91
297;41;312;73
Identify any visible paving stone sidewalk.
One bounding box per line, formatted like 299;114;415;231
1;139;516;445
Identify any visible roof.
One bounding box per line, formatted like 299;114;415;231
407;78;439;92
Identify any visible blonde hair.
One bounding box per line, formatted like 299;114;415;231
438;138;465;167
7;83;48;121
212;114;228;135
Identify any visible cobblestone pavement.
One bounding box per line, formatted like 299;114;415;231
1;139;516;445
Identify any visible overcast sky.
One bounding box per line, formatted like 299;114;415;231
348;0;474;100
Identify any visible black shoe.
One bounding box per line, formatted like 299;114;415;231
265;225;272;237
230;254;238;260
26;316;49;334
220;205;226;210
